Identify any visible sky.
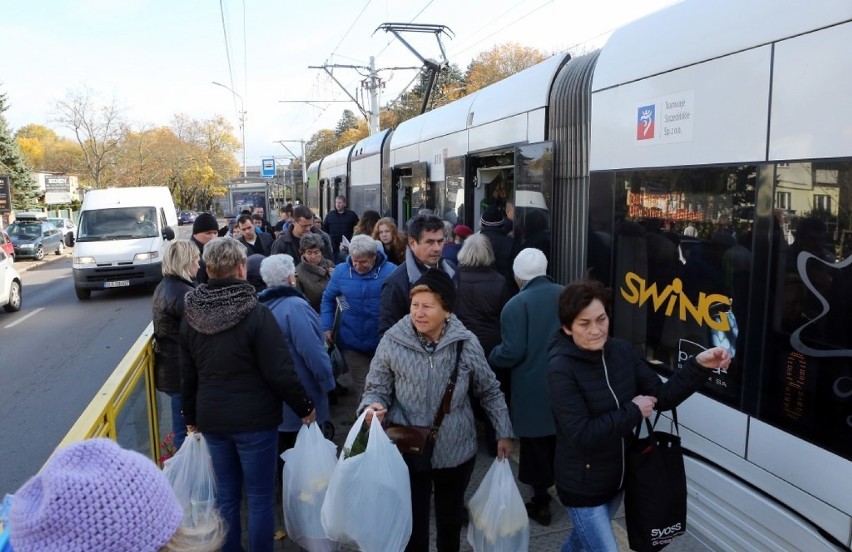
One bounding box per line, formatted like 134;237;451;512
1;0;679;171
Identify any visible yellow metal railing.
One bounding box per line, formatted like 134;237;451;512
59;322;163;464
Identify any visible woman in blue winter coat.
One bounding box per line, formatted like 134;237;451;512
258;254;336;452
320;234;396;399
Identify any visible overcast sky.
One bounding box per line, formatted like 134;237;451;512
1;0;678;169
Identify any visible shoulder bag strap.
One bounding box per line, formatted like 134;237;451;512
428;340;464;441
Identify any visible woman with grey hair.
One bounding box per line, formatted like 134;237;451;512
152;239;199;451
258;254;336;488
454;233;515;456
180;237;316;552
294;232;335;313
320;234;397;399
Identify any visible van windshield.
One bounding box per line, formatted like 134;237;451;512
77;207;159;241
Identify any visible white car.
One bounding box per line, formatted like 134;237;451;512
0;247;22;312
48;217;77;246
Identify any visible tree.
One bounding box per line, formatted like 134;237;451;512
0;91;39;209
305;129;341;166
383;63;465;128
15;124;86;176
53;87;127;188
334;109;360;138
465;42;549;93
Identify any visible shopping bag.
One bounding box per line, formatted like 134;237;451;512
466;459;529;551
320;409;412;552
281;423;340;552
162;432;218;530
624;410;687;552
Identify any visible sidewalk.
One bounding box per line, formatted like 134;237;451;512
255;372;710;551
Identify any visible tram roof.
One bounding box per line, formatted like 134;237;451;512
593;0;852;92
391;53;570;149
351;128;390;160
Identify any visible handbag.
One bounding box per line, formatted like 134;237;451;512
385;341;464;472
328;298;348;376
624;409;687;552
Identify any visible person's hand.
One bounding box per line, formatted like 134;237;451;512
186;425;197;434
695;346;732;370
632;395;657;418
328;265;335;274
364;403;386;425
301;408;316;425
496;438;513;460
324;331;334;345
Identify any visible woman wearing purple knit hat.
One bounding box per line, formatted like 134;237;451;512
9;438;223;552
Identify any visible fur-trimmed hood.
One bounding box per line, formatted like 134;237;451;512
184;279;257;335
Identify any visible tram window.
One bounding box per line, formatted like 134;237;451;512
763;160;852;461
604;165;756;407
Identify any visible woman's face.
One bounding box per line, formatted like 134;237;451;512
410;290;448;339
189;256;200;274
565;298;609;351
377;223;392;245
303;248;323;266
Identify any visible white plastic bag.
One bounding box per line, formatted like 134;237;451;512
281;423;340;552
162;432;218;529
320;409;412;552
466;458;529;552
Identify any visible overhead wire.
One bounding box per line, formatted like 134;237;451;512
218;0;240;120
450;0;554;57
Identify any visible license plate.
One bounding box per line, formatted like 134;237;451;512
104;280;130;288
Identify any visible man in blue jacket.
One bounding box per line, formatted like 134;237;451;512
489;247;564;526
321;234;396;400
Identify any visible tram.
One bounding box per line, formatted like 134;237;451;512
305;0;852;549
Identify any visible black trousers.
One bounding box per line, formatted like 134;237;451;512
406;456;476;552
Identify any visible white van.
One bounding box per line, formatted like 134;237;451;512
72;187;178;299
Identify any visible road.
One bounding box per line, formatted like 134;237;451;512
0;227;193;495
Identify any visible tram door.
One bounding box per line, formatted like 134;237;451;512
473;166;514;231
394;162;429;227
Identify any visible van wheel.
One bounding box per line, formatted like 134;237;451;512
56;241;65;255
4;281;21;312
75;286;91;300
35;246;44;261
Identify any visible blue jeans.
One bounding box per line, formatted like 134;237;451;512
561;492;623;552
168;393;187;451
205;429;279;552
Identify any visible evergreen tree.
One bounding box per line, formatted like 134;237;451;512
0;91;38;209
334;109;360;138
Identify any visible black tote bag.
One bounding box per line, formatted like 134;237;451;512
624;410;687;552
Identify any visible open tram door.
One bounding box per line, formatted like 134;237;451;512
392;162;429;228
467;141;553;254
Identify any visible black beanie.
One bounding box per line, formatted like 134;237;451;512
412;268;456;311
192;212;219;234
480;206;505;227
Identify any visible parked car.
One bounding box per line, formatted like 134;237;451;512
177;210;197;226
47;217;77;246
1;230;14;261
0;247;22;312
7;218;64;260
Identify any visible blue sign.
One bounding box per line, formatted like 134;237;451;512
261;158;276;178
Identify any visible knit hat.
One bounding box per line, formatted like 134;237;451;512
10;438;184;552
454;224;473;239
480;206;505;227
513;247;548;282
412;268;456;311
193;212;219;235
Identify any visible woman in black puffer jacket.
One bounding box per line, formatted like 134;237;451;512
152;239;199;451
547;278;731;552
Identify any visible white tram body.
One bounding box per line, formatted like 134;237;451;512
303;1;852;549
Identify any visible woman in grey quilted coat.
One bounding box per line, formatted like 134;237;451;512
359;268;514;552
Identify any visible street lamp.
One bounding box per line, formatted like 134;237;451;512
212;81;247;178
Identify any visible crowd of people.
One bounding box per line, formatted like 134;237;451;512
5;195;732;552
